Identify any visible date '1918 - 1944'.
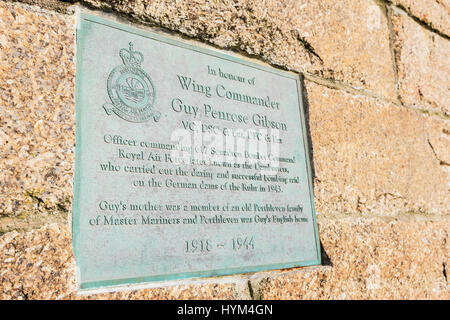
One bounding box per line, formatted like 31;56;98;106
185;236;255;253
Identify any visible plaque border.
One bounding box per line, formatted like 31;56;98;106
73;11;321;291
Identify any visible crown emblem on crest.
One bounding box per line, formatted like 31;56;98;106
119;42;144;67
103;42;160;123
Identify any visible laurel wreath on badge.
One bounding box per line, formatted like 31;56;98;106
103;42;161;123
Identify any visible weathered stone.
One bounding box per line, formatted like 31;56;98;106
3;0;73;13
0;223;248;299
0;2;75;216
253;215;449;299
390;7;450;115
391;0;450;37
0;209;68;235
81;0;397;100
0;224;75;299
306;80;449;215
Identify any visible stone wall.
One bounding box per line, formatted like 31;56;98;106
0;0;448;299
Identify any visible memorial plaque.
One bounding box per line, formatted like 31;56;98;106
73;13;321;291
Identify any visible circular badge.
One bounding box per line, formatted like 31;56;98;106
103;42;160;123
107;65;156;122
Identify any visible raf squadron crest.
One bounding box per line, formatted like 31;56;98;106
103;42;160;122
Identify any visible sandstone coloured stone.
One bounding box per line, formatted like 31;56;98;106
390;7;450;116
0;2;75;216
390;0;450;37
253;215;449;299
306;80;449;215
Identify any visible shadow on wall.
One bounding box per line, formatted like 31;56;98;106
320;241;333;266
298;75;332;267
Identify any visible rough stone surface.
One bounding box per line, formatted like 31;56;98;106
81;0;397;100
391;0;450;37
390;8;450;116
0;2;76;217
306;80;450;216
3;0;73;13
253;215;449;299
0;210;67;235
0;223;246;299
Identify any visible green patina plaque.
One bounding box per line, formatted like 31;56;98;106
73;12;321;291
